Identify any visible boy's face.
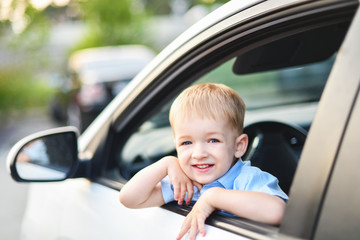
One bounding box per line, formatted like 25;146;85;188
173;114;248;185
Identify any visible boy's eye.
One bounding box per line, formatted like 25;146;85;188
181;141;192;145
209;139;220;143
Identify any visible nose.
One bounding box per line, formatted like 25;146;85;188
192;143;208;160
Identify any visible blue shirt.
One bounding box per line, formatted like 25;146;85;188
161;159;288;204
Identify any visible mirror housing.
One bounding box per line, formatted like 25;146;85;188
7;126;87;182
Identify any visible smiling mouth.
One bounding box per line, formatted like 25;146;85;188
193;164;214;170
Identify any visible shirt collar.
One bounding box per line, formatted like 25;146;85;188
204;159;246;190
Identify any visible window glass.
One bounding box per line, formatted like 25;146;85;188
116;55;334;180
118;102;175;180
197;57;333;110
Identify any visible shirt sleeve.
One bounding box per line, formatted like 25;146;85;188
160;176;174;204
234;166;289;201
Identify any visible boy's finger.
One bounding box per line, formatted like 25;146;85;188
193;181;203;191
197;216;207;237
177;218;190;240
173;184;180;201
189;217;199;240
186;183;194;205
178;183;187;205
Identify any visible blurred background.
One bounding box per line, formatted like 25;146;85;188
0;0;226;239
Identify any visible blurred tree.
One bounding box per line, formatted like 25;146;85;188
0;0;227;112
72;0;150;51
0;1;53;112
0;1;50;52
1;0;228;51
71;0;228;51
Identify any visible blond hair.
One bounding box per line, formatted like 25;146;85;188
169;83;246;134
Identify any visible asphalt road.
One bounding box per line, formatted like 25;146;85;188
0;109;61;240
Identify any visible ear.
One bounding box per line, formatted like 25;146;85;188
234;134;248;158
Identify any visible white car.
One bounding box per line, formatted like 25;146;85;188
50;45;155;132
7;0;360;239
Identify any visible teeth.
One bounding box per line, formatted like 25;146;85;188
197;165;210;169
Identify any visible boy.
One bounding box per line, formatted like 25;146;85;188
119;83;287;240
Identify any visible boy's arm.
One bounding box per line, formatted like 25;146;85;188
119;156;199;208
177;188;286;240
119;157;168;208
210;188;285;223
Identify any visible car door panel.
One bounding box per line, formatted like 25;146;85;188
314;80;360;240
313;7;360;239
21;179;247;240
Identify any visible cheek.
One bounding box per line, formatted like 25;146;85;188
176;146;190;157
176;149;186;162
222;146;238;164
177;157;190;174
216;144;235;156
177;149;192;169
177;153;189;166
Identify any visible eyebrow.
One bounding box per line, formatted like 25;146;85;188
175;135;192;141
176;132;224;140
206;131;224;136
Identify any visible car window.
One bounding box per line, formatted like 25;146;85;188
106;3;354;188
114;55;334;180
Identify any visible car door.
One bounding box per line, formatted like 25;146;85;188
101;0;359;239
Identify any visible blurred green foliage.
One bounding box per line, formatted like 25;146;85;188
0;3;52;112
71;0;227;52
72;0;150;51
9;8;51;51
0;0;227;113
0;66;53;111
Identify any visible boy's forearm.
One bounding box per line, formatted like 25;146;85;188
204;188;286;225
119;156;173;208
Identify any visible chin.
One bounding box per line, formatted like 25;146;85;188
195;177;214;185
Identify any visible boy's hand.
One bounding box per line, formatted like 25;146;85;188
165;156;202;205
176;189;216;240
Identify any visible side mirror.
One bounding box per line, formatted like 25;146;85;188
7;127;79;182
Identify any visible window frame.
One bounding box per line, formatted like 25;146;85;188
281;4;360;239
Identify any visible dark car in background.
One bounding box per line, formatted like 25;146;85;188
50;45;155;131
7;0;360;239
